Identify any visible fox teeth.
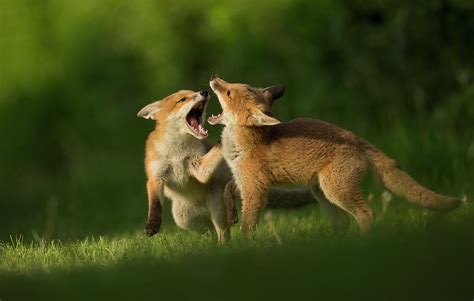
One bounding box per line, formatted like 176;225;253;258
197;124;207;135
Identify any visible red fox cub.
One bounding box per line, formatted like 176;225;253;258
208;76;462;234
137;90;314;241
138;90;230;241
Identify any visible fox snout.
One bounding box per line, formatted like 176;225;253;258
195;90;209;102
209;76;227;92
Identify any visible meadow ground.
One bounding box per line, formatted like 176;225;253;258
1;107;472;301
1;113;473;301
1;1;473;300
1;198;473;301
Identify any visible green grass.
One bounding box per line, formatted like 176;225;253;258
1;1;473;298
1;201;473;301
0;117;472;301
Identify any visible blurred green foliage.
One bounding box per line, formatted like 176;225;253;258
0;0;473;240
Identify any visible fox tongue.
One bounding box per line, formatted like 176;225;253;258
187;115;207;136
188;116;199;129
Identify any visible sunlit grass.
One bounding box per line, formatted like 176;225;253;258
0;198;472;300
1;202;472;272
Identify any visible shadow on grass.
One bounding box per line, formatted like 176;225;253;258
0;215;473;301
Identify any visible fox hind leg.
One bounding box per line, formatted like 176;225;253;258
310;179;349;232
144;180;163;237
172;198;213;234
318;159;375;234
337;190;374;234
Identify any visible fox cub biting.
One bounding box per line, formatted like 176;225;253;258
137;89;314;241
209;76;462;234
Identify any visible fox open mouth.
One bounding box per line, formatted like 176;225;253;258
207;113;223;125
186;100;208;138
208;78;225;125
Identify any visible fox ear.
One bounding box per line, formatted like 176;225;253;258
248;110;281;126
263;84;285;104
137;103;161;120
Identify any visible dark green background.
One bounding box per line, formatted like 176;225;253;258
1;0;473;241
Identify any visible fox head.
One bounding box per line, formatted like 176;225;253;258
208;76;284;127
137;90;210;139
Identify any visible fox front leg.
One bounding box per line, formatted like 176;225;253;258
144;179;164;236
240;185;269;234
189;143;224;184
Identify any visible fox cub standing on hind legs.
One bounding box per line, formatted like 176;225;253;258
209;76;462;234
137;89;314;241
138;90;230;241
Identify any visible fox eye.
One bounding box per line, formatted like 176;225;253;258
227;90;231;97
177;97;186;103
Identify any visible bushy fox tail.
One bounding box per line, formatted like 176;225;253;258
366;148;462;210
267;188;316;209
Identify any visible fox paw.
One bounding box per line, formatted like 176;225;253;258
144;223;160;237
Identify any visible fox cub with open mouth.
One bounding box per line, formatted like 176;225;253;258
209;76;462;234
138;89;314;241
138;90;230;241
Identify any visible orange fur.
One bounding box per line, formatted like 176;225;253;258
139;90;230;240
209;76;462;234
138;89;315;239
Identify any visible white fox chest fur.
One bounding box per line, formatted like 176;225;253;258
221;124;245;191
151;133;209;201
147;131;230;239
